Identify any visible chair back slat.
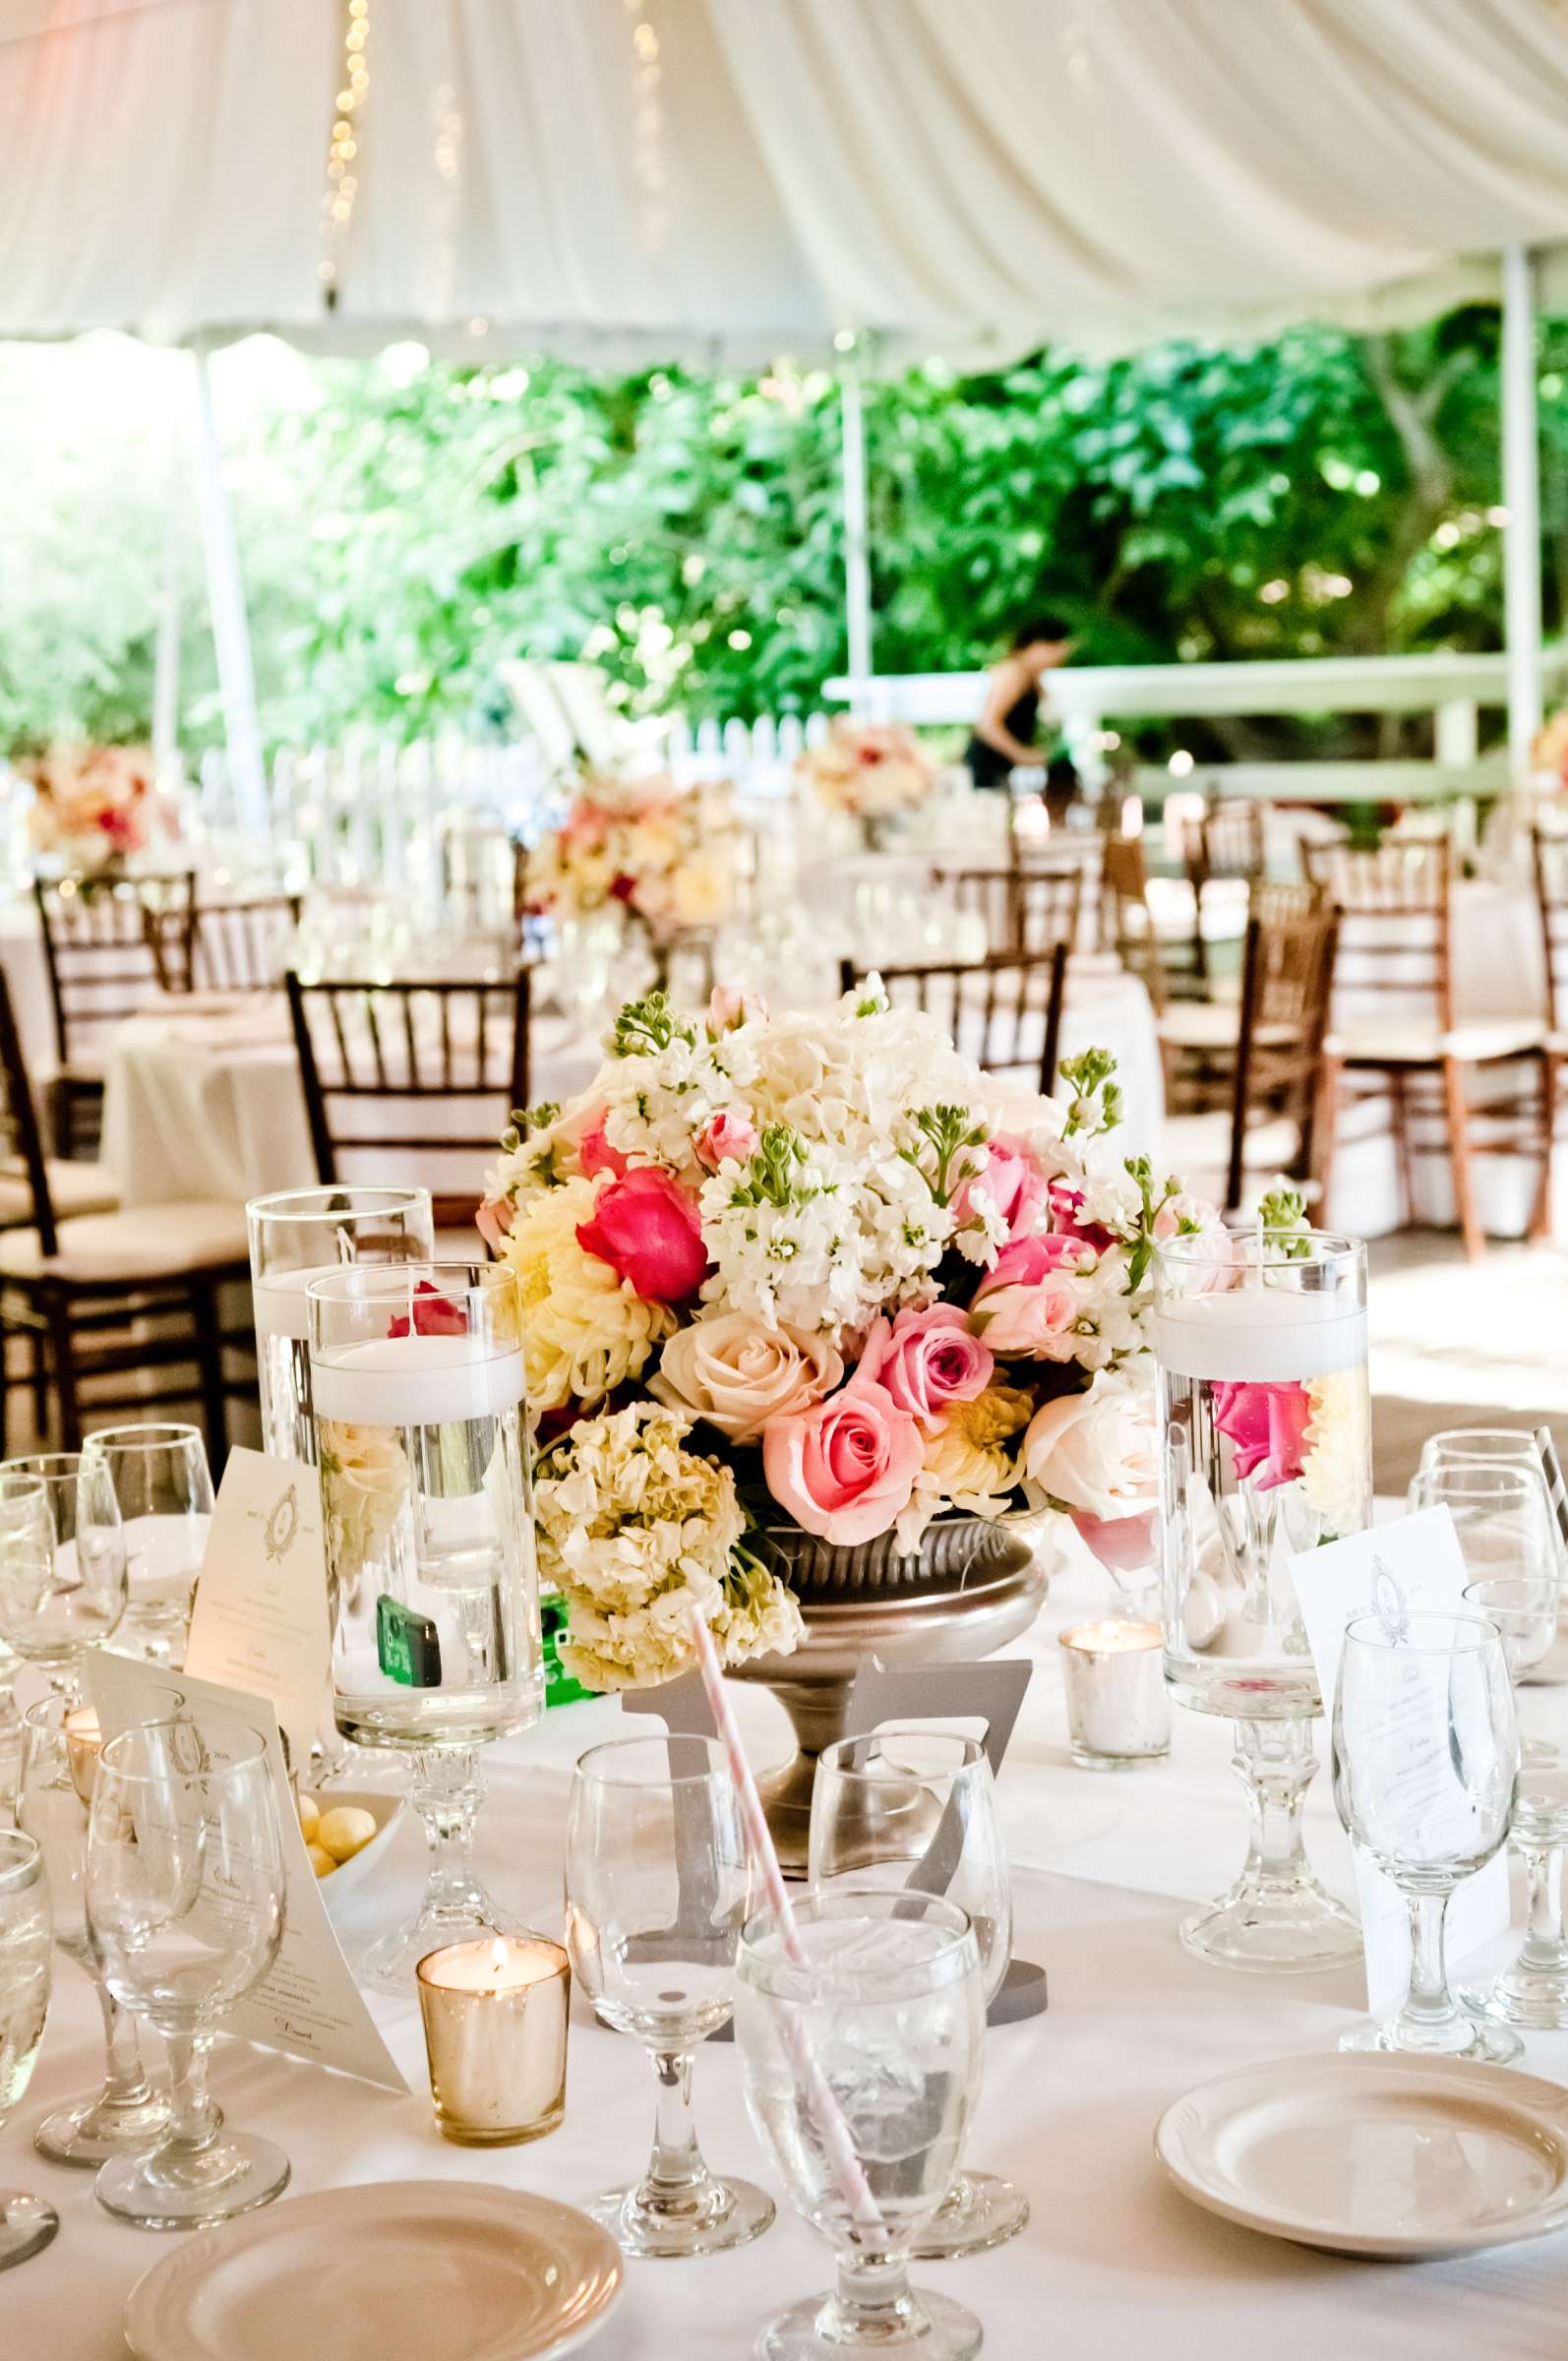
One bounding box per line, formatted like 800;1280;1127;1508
837;946;1068;1095
1222;899;1339;1215
0;970;59;1253
285;972;531;1208
1192;798;1266;889
1534;827;1568;1035
1301;841;1452;1030
187;894;303;992
33;871;198;1061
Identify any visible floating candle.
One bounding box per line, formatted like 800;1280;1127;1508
309;1333;525;1426
1153;1286;1367;1383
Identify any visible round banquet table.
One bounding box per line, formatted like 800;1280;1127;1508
9;1532;1565;2361
97;1000;601;1211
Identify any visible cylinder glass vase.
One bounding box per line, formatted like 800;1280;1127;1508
1155;1228;1370;1972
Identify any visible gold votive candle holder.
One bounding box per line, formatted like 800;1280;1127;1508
63;1706;102;1804
1058;1619;1171;1769
416;1934;570;2146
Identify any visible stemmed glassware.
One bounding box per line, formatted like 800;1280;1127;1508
564;1733;774;2260
86;1714;289;2227
247;1184;434;1465
0;1831;56;2269
811;1728;1024;2259
1332;1610;1519;2063
1156;1228;1370;1971
308;1260;542;1989
1457;1571;1568;2028
80;1423;213;1667
17;1696;168;2167
736;1888;987;2361
0;1458;126;1704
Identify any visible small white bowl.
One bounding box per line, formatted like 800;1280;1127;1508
306;1787;404;1913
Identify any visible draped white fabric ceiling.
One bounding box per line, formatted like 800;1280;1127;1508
5;0;1568;361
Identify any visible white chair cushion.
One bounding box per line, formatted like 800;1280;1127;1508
1326;1018;1544;1065
0;1200;250;1285
1159;1112;1301;1180
1156;1002;1297;1052
0;1159;120;1226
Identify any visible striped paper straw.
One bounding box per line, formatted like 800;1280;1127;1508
687;1606;887;2240
1536;1426;1568;1556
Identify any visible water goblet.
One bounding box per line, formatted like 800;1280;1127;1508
1458;1572;1568;2028
81;1423;213;1667
87;1714;289;2227
0;1831;56;2268
18;1696;168;2166
0;1458;126;1703
736;1888;987;2361
564;1733;774;2259
1332;1610;1519;2063
308;1260;542;1989
811;1728;1024;2259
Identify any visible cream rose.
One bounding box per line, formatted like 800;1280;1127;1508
651;1313;843;1442
1021;1372;1157;1520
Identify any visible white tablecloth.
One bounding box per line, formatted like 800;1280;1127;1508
12;1534;1568;2361
0;897;56;1075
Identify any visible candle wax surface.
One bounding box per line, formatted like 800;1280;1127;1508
1060;1620;1162;1656
1154;1283;1366;1382
421;1935;568;1993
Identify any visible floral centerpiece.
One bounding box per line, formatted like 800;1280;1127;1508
797;719;937;847
482;983;1210;1695
524;773;737;951
23;743;171;872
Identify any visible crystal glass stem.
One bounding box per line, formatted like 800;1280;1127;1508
821;2254;924;2344
99;1984;157;2112
1237;1718;1315;1889
1179;1718;1358;1972
413;1746;494;1930
636;2048;719;2227
1395;1891;1469;2049
1519;1843;1568;1977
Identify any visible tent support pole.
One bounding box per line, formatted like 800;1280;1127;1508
1502;243;1542;788
839;364;874;708
151;416;183;786
190;347;268;835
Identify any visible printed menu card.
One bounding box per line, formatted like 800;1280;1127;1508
1292;1505;1511;2016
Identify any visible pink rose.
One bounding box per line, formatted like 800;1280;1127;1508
576;1168;709;1304
389;1279;467;1339
763;1385;925;1545
694;1112;760;1173
855;1305;993;1429
951;1135;1047;1244
476;1193;513;1254
707;985;766;1034
1047;1182;1114;1252
1212;1378;1311;1490
970;1236;1089;1358
1070;1507;1158;1576
578;1111;630;1181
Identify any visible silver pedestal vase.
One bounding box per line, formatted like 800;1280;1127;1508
730;1508;1055;1874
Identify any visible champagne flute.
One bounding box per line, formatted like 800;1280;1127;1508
87;1714;289;2228
1332;1610;1519;2063
0;1831;56;2269
0;1457;126;1703
811;1728;1024;2259
81;1423;213;1667
736;1888;987;2361
18;1696;168;2167
564;1733;774;2259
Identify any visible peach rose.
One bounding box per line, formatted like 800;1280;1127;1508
651;1314;844;1443
969;1237;1089;1359
762;1384;924;1545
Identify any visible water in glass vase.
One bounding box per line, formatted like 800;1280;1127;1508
1157;1280;1372;1723
314;1337;542;1750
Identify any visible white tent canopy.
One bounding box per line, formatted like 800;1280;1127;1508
6;0;1568;363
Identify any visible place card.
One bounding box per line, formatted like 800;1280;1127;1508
183;1445;332;1777
88;1651;407;2092
1292;1506;1511;2017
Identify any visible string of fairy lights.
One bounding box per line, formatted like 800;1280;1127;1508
319;0;371;307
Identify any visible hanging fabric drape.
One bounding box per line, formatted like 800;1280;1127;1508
5;0;1568;360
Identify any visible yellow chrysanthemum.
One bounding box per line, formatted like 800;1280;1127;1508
503;1176;675;1415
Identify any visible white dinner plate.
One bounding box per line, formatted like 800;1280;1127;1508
1155;2051;1568;2261
124;2182;624;2361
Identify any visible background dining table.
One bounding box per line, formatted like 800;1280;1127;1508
8;1527;1566;2361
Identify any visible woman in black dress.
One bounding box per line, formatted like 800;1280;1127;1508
965;614;1074;790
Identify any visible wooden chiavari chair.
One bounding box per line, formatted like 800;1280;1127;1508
927;864;1082;956
837;946;1068;1096
1531;827;1568;1234
285;972;531;1234
1304;841;1546;1260
0;969;248;1456
184;893;303;993
1100;834;1167;1013
1160;897;1338;1217
32;871;197;1153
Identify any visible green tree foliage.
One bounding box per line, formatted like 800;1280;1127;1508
3;307;1568;758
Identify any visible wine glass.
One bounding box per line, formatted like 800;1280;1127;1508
17;1696;168;2166
1415;1430;1568;1654
736;1888;987;2361
308;1260;542;1990
0;1458;126;1702
1458;1573;1568;2028
86;1714;289;2228
1332;1610;1519;2063
0;1831;56;2269
564;1733;774;2259
811;1728;1023;2259
81;1423;213;1666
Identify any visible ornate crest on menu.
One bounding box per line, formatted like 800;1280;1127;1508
262;1484;301;1565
